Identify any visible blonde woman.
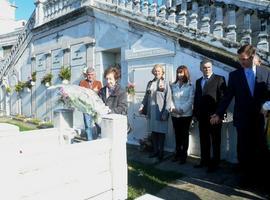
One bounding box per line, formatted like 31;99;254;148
139;64;172;161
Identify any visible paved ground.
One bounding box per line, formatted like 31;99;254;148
127;145;270;200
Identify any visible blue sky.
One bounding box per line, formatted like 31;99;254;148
15;1;35;20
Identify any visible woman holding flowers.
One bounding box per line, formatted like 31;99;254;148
99;66;127;115
139;64;172;161
170;65;194;164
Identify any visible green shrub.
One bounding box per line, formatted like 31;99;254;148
59;66;71;81
41;73;53;85
31;71;37;82
6;86;11;94
26;118;41;125
15;81;25;93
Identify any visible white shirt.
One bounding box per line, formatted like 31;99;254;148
171;82;194;117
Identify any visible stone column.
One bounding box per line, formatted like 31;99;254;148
200;4;211;34
31;56;36;118
63;47;71;66
257;12;269;52
85;41;96;69
45;52;52;121
34;0;45;26
240;9;253;45
178;0;187;26
213;1;224;38
226;4;238;42
189;0;198;29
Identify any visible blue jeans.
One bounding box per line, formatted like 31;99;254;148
83;113;96;141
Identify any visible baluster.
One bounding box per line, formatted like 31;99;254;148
200;3;211;33
168;0;176;23
226;4;238;42
149;1;158;18
119;0;125;7
178;0;187;27
126;0;133;11
213;1;224;38
142;0;149;16
189;0;198;29
240;9;253;45
257;12;269;52
134;0;141;14
159;0;167;20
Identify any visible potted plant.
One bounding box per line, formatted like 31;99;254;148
30;71;36;86
58;66;71;84
15;81;25;93
41;73;53;87
6;86;12;95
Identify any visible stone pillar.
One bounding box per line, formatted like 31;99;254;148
101;114;127;200
200;4;211;33
240;9;253;45
34;0;45;26
178;0;187;26
226;4;238;42
142;0;149;16
257;12;269;52
31;56;36;118
213;1;224;38
86;41;96;69
189;0;198;29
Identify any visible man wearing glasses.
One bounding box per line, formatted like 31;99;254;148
80;67;102;140
210;45;270;188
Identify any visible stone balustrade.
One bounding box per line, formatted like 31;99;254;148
0;12;36;80
1;0;269;81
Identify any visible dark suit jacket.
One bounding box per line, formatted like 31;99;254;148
99;84;127;115
216;66;270;128
194;74;227;119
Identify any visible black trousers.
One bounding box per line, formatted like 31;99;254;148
151;131;165;156
171;116;192;161
198;117;222;167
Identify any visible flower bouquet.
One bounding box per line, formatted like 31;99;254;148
126;82;135;96
49;84;110;124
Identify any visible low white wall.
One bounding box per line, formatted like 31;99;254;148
0;114;128;200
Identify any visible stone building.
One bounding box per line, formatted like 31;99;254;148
0;0;269;162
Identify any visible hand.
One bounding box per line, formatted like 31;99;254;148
138;106;143;114
93;87;99;93
261;107;268;118
210;114;221;125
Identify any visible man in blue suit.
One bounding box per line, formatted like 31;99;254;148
211;45;270;187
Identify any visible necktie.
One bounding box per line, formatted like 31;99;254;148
246;69;255;96
202;77;208;89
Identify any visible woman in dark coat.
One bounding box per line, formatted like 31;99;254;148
99;66;127;115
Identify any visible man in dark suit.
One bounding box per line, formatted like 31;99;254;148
210;45;270;186
193;59;227;172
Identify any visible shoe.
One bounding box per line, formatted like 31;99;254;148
149;152;158;158
206;165;219;173
171;155;179;162
179;159;186;165
194;163;205;168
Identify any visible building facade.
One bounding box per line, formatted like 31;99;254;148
0;0;269;162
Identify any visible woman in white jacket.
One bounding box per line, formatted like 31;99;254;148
170;65;194;164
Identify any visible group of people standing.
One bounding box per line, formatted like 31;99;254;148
139;45;270;181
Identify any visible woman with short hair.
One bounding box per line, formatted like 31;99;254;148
99;66;127;115
139;64;172;161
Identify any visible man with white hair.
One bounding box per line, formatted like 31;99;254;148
79;67;102;140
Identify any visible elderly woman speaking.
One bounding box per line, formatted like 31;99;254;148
139;64;172;161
